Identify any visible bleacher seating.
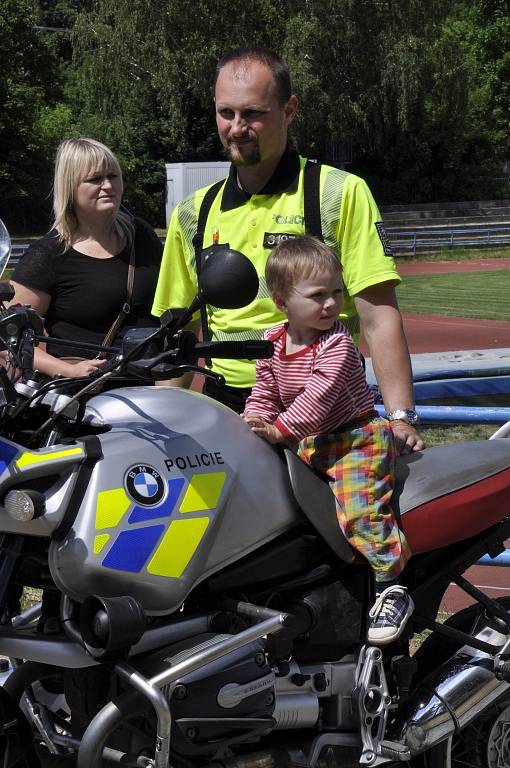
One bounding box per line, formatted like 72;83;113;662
381;199;510;255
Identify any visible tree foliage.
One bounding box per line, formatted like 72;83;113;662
0;0;58;230
2;0;509;231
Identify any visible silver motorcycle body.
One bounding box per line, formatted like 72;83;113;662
50;386;299;614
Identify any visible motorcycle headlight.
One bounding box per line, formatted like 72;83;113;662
4;490;45;522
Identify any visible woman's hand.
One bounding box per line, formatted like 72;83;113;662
6;285;110;379
62;358;107;378
242;412;284;444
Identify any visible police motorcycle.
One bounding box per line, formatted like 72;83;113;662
1;219;510;768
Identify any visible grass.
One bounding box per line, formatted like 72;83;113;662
420;423;496;445
410;610;452;654
396;269;510;320
21;587;42;610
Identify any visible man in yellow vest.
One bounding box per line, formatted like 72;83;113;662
153;47;423;454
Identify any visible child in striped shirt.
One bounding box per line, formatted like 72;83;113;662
242;235;413;645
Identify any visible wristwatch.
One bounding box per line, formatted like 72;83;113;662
387;408;420;426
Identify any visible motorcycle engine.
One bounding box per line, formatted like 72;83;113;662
138;634;275;756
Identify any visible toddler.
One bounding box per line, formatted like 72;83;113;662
242;235;413;645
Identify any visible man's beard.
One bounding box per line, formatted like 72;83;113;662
226;141;261;166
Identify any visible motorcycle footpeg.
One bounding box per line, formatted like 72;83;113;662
360;740;411;766
379;740;411;762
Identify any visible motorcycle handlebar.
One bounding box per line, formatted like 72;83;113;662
193;339;274;361
123;335;274;381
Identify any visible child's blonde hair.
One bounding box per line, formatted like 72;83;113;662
265;235;342;297
52;137;134;251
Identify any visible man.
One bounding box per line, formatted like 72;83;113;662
153;47;423;454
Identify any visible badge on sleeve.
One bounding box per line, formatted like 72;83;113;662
375;222;394;256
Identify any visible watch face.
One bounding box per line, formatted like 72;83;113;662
389;409;419;425
403;409;419;425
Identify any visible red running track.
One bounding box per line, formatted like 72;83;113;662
397;257;510;612
359;257;510;356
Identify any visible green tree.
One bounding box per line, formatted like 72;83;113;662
71;0;291;224
0;0;58;231
36;0;510;223
281;1;457;200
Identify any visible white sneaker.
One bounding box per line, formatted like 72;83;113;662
368;585;414;645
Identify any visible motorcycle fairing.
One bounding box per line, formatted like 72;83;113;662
394;439;510;552
0;436;89;536
95;470;227;576
0;438;21;473
0;435;85;477
49;388;300;615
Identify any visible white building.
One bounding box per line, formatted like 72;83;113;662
165;162;230;226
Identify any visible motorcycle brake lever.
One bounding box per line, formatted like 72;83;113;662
150;363;225;386
203;368;225;385
89;356;123;379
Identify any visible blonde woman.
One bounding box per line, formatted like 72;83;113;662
10;138;162;377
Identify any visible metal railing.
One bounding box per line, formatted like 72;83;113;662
8;225;510;266
388;225;510;256
8;244;30;268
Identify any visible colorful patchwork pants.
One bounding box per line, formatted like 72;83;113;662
298;416;411;581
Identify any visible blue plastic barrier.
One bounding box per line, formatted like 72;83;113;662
478;551;510;567
377;392;510;573
375;403;510;424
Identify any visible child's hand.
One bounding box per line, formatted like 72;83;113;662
242;412;284;444
253;422;284;444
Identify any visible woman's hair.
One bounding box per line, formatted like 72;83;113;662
265;235;342;297
52;137;134;251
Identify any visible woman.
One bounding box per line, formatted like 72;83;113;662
10;138;163;377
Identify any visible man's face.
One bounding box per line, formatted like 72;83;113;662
215;60;297;168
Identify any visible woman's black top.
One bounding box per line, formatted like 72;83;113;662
12;218;163;358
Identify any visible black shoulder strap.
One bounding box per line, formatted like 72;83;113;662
192;179;224;349
193;179;225;278
303;160;324;242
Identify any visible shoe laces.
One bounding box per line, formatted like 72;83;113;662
369;585;408;621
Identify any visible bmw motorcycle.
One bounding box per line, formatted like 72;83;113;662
0;219;510;768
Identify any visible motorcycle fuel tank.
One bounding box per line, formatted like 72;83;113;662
49;387;300;615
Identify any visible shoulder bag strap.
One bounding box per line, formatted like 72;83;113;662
303;160;324;241
97;234;136;357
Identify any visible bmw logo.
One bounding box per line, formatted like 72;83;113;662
125;464;165;506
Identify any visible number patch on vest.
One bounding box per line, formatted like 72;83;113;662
263;232;298;249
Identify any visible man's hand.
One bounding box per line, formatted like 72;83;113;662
242;412;284;444
390;420;425;454
355;284;425;456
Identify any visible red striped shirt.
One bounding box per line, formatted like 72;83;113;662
244;321;375;443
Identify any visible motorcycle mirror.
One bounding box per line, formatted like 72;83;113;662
0;220;11;280
199;246;259;309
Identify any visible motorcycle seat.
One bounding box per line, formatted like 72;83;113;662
284;448;356;563
394;439;510;553
284;439;510;562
